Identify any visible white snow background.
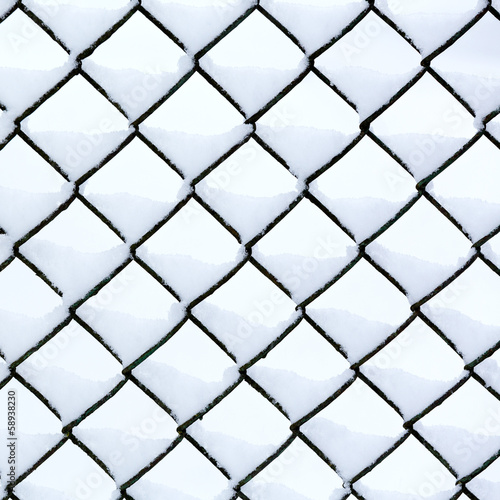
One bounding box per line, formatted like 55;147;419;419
0;0;500;499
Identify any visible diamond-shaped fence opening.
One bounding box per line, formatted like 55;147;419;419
1;0;500;499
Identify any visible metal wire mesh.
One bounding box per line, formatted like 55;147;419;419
1;0;500;499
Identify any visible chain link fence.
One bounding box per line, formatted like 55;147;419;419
1;0;500;499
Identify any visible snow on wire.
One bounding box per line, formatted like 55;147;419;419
1;0;500;499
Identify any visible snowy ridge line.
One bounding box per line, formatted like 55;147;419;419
1;0;500;499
